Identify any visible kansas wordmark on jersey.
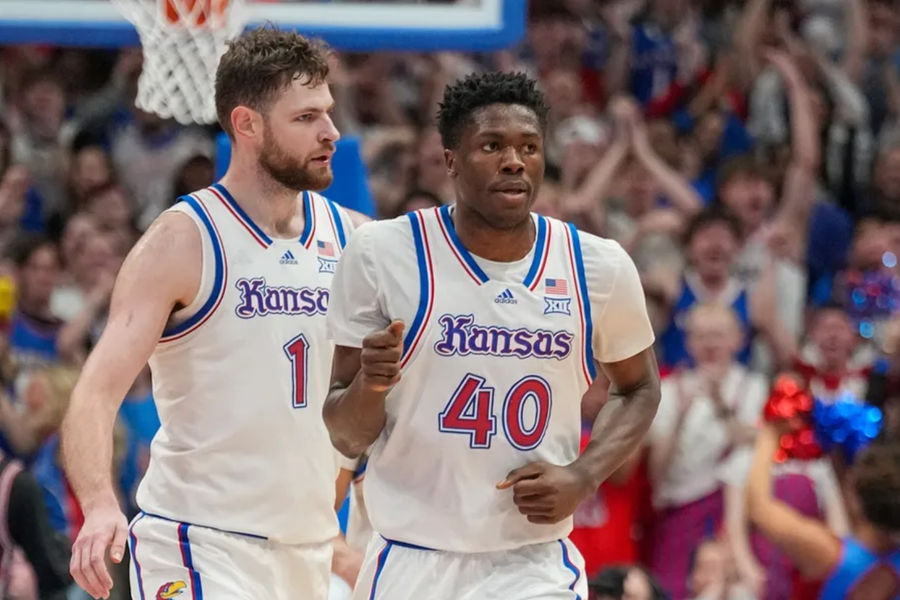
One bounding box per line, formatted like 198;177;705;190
138;183;352;545
327;205;654;553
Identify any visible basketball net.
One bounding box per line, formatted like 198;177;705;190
112;0;247;125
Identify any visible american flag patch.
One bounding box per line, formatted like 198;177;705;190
545;278;568;296
317;240;335;257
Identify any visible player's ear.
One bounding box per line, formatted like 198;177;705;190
231;105;262;143
444;149;457;178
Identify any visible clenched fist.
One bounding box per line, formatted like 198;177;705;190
497;461;595;524
360;320;404;392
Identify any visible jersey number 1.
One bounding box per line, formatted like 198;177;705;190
439;373;552;450
284;334;309;409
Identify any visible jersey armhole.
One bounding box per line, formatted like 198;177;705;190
566;223;598;381
399;211;434;367
159;195;226;342
323;196;349;250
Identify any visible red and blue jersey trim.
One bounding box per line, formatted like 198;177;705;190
137;510;267;540
435;205;550;288
299;191;317;249
210;183;271;248
211;184;320;250
160;194;228;343
401;210;435;368
177;523;203;600
128;513;147;600
368;539;394;600
559;539;583;600
523;214;550;290
564;223;597;385
436;205;489;285
323;195;348;250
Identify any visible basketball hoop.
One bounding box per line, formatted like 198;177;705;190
112;0;247;125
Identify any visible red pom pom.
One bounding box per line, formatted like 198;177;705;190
764;374;823;461
764;374;812;422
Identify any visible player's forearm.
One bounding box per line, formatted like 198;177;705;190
323;375;387;458
571;376;660;490
60;384;121;510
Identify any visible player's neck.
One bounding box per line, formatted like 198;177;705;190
218;168;303;238
452;206;535;262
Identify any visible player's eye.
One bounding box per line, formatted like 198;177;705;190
523;144;538;154
296;114;313;122
482;141;499;152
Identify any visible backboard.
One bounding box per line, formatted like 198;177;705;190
0;0;526;51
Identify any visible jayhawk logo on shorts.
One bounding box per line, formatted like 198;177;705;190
156;581;187;599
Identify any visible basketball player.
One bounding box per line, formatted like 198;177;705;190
62;28;354;600
325;72;661;599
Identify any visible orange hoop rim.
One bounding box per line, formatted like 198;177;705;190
163;0;232;27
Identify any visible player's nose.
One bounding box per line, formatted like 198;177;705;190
319;114;341;144
499;147;524;174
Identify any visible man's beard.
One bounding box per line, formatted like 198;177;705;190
258;129;333;192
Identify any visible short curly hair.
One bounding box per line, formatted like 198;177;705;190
683;205;743;246
437;71;549;149
215;26;331;138
853;441;900;533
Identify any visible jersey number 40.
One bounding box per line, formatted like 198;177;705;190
438;373;552;450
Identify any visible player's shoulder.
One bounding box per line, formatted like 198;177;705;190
308;191;361;237
347;212;418;248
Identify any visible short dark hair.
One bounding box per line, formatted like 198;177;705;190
437;71;549;149
812;301;851;321
215;26;331;138
589;565;667;600
5;234;58;268
684;206;743;245
853;441;900;533
588;565;627;597
716;154;771;195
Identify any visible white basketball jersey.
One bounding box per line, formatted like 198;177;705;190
137;183;350;545
353;207;599;552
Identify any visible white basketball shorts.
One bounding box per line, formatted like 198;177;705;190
352;535;587;600
127;512;333;600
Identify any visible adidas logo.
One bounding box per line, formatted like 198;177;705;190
279;250;298;265
494;288;517;305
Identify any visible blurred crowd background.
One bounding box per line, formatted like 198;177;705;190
3;0;900;599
